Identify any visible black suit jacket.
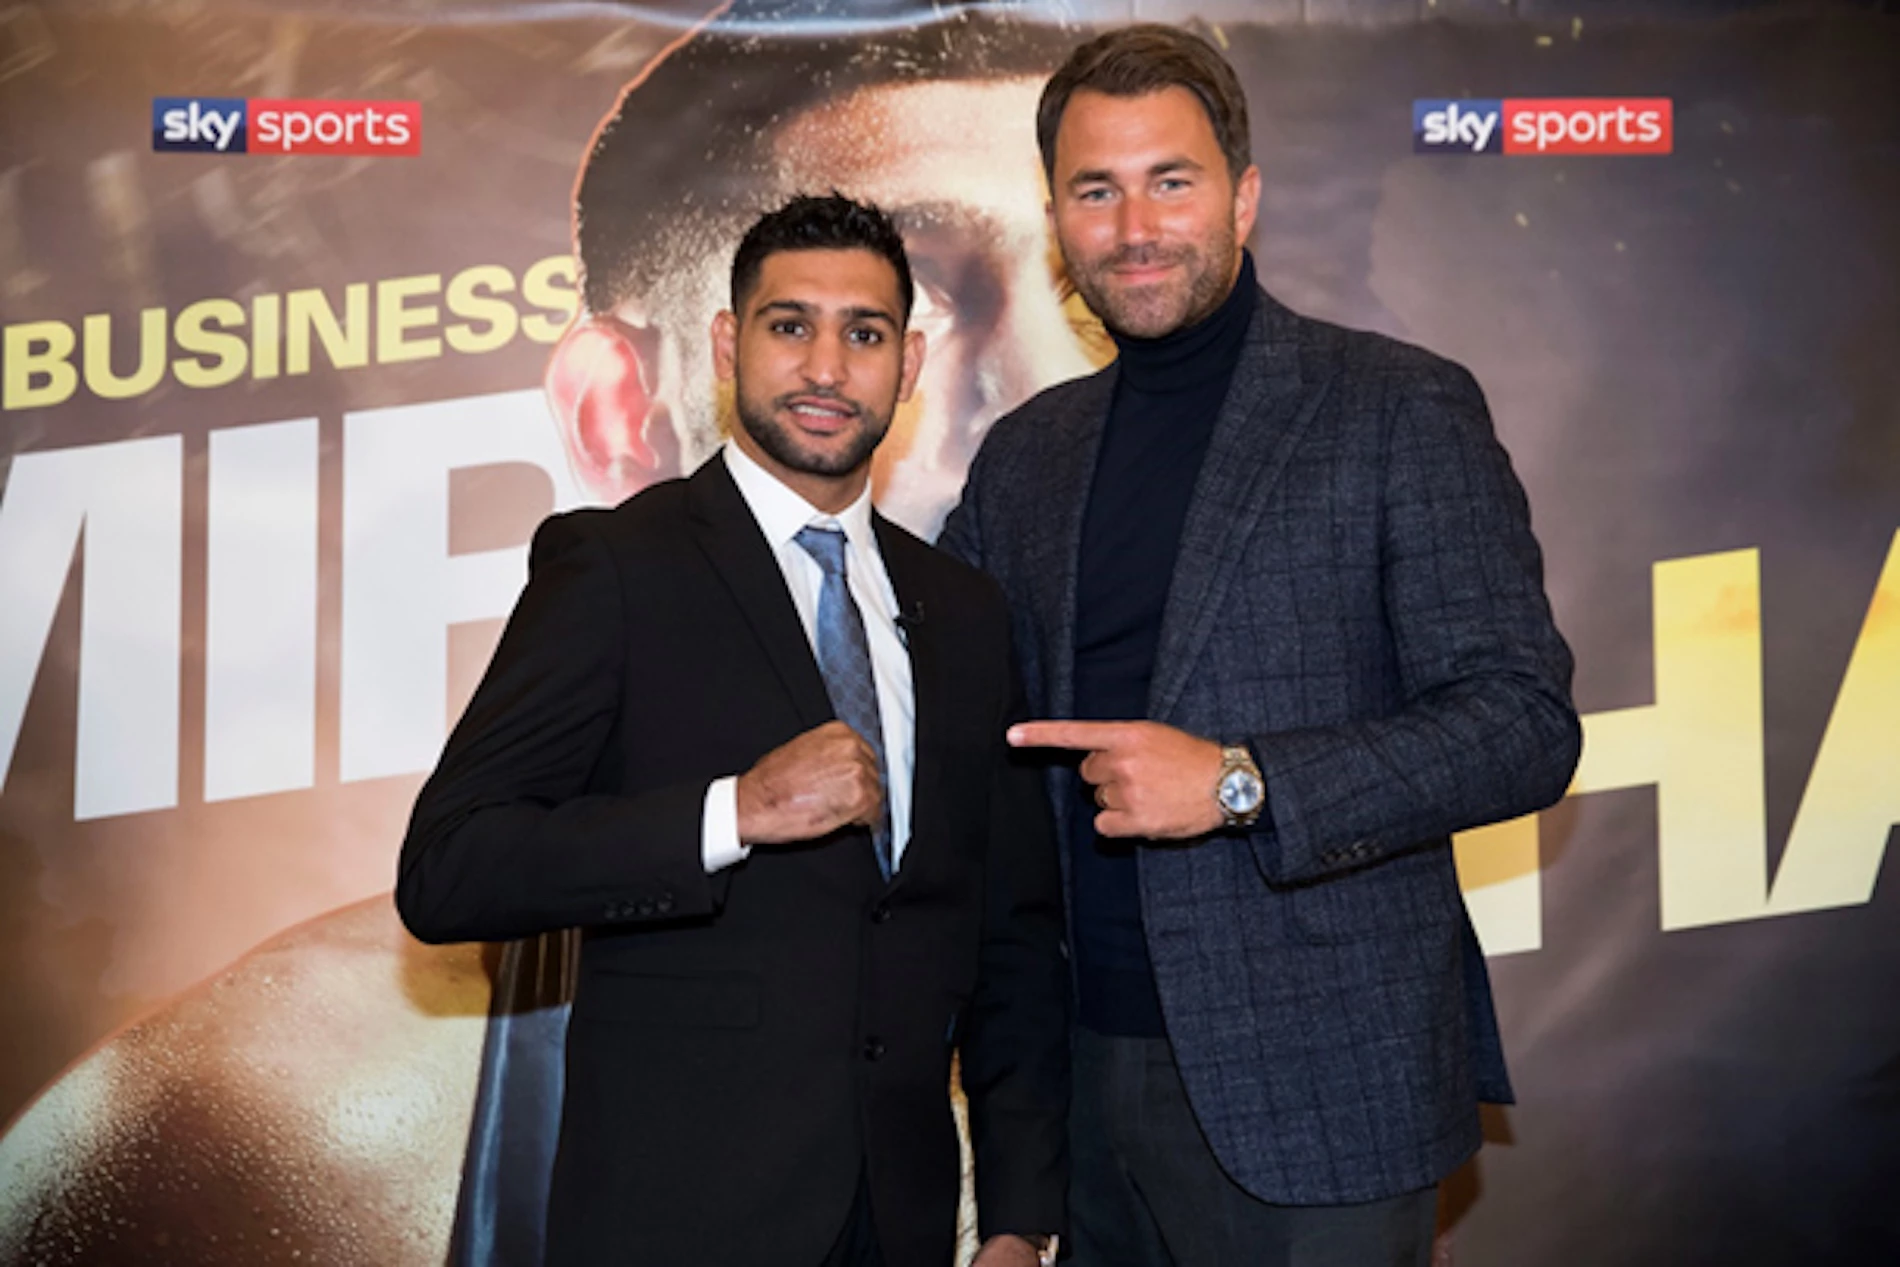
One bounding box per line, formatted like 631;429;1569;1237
398;454;1068;1266
942;287;1581;1204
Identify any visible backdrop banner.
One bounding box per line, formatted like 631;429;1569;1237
1;2;1895;1264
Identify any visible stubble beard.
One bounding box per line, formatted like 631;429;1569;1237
1065;223;1241;340
734;384;891;479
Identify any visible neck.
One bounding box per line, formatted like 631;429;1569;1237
1110;250;1258;393
729;430;867;514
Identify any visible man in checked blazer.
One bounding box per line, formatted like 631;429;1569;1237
940;27;1582;1267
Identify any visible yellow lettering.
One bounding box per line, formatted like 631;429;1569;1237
1572;549;1767;930
252;293;281;380
1768;530;1900;913
286;284;369;375
1453;814;1542;955
1564;542;1897;932
376;274;442;364
444;265;520;355
521;255;578;344
3;320;79;409
173;299;248;389
82;308;168;400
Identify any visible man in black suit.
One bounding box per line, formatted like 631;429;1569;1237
398;194;1067;1267
941;27;1582;1267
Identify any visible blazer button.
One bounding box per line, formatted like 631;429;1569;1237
655;893;675;915
870;902;892;924
634;899;655;917
862;1037;886;1062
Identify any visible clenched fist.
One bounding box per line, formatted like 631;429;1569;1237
736;720;884;846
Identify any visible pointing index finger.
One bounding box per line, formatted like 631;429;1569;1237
1007;720;1128;752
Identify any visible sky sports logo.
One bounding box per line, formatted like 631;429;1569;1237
153;97;420;156
1414;98;1672;156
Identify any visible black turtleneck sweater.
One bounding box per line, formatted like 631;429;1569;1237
1071;252;1258;1037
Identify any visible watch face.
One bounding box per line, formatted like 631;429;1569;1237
1219;768;1264;815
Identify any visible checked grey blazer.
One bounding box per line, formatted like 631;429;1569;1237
939;286;1582;1205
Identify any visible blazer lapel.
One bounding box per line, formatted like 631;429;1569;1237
872;515;935;894
1036;366;1116;721
686;453;834;730
1149;291;1336;723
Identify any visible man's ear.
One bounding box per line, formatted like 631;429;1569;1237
545;314;677;503
1233;162;1262;247
711;308;739;384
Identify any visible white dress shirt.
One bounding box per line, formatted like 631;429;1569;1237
701;441;916;872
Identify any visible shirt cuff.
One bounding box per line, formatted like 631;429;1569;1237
702;775;750;873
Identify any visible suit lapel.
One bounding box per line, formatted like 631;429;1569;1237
686;453;834;730
872;515;934;894
1149;291;1335;723
1037;366;1117;721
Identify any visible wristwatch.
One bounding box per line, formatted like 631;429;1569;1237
1215;743;1265;828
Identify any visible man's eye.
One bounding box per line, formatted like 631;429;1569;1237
908;277;954;339
1076;187;1114;204
769;319;807;337
846;327;884;345
1157;177;1191;193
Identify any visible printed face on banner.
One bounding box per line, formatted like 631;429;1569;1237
553;75;1103;537
771;78;1102;529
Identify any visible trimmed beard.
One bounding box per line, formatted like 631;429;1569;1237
734;384;892;479
1064;225;1240;340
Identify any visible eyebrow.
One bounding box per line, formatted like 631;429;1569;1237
891;200;1005;241
755;298;898;327
1067;156;1206;188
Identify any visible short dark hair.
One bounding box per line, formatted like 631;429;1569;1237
1036;23;1252;182
574;11;1079;316
729;193;915;322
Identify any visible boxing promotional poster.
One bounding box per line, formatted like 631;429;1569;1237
2;2;1896;1263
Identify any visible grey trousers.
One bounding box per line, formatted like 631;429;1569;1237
1070;1027;1438;1267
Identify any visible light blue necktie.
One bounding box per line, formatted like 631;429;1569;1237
794;525;894;880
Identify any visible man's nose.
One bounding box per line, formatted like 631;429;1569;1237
1116;192;1160;246
803;330;847;386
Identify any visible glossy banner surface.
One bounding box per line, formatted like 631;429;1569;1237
1;2;1895;1263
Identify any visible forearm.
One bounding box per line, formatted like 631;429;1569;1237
1248;670;1580;884
397;780;713;943
1240;355;1582;882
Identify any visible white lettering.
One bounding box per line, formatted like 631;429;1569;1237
204;419;319;802
338;389;583;782
1466;108;1498;152
0;436;181;819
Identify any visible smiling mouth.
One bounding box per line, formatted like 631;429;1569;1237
1109;261;1180;281
783;397;859;432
